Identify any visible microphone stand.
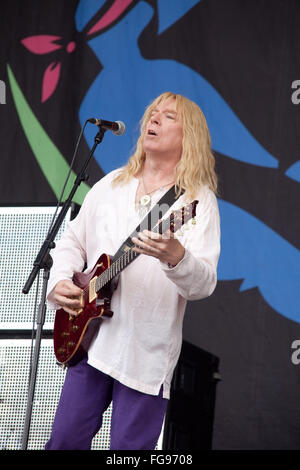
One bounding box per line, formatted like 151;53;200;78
21;127;106;450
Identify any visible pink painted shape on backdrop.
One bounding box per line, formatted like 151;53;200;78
21;35;62;54
41;61;61;102
87;0;134;35
66;41;76;53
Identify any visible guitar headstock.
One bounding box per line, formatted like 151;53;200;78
159;200;199;234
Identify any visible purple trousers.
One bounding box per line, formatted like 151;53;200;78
45;356;167;450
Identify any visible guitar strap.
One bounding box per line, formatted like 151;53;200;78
112;185;182;262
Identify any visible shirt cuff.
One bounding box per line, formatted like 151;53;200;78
159;248;189;272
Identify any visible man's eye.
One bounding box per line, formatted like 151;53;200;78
167;114;175;119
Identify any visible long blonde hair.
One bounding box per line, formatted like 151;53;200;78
113;92;218;199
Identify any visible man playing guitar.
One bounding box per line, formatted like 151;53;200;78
45;92;220;450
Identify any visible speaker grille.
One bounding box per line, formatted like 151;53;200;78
0;339;112;450
0;206;70;329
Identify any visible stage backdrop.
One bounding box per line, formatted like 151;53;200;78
1;0;300;449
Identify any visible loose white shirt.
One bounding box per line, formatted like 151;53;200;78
47;169;220;399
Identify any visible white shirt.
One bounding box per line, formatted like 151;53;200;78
47;169;220;399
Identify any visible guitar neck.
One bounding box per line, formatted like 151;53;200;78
95;218;169;293
95;245;138;293
95;200;198;294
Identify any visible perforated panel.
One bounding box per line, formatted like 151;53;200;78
0;340;112;450
0;206;71;329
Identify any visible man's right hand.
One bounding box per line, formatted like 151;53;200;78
53;280;83;316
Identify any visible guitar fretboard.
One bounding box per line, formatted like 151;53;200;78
94;215;173;293
94;200;198;293
95;246;138;293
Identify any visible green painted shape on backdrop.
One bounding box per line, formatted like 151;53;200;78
7;63;90;205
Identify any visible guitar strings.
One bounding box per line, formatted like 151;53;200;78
94;211;173;292
84;202;195;296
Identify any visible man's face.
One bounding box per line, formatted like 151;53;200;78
143;97;183;160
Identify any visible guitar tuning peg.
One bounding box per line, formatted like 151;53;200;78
177;229;183;236
191;217;196;225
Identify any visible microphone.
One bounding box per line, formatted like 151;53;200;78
88;118;125;136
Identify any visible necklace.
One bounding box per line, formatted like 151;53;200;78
139;173;174;208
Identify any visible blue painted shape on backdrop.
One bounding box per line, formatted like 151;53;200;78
157;0;201;34
75;1;299;322
285;161;300;183
218;199;300;323
78;1;278;171
75;0;107;32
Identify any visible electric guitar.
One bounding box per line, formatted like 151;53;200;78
53;200;198;366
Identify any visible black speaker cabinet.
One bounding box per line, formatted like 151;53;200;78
163;340;220;450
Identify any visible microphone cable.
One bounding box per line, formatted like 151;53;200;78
28;119;90;381
46;119;90;236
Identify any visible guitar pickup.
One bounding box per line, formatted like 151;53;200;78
89;276;97;303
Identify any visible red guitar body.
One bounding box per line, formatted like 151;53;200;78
53;253;114;366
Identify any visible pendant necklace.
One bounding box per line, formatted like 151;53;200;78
139;173;174;209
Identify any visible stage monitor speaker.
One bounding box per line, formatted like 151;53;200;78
0;205;72;330
163;340;221;450
0;339;112;450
